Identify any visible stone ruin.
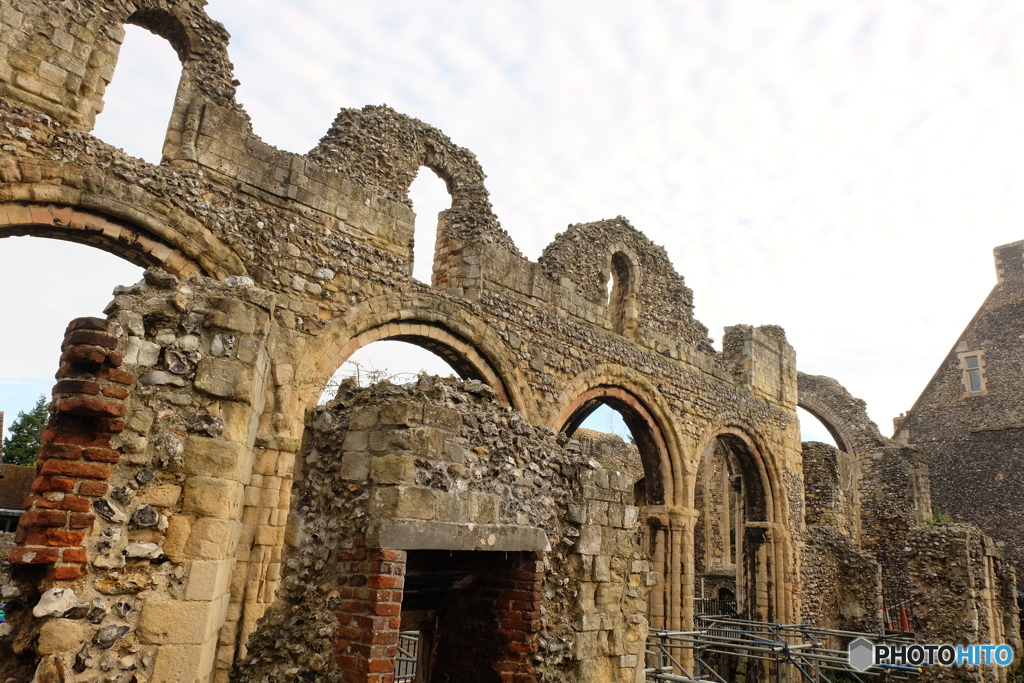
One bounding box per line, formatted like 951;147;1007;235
0;1;1019;682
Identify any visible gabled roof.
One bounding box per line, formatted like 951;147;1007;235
0;464;36;511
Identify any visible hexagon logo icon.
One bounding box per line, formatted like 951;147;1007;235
848;637;875;672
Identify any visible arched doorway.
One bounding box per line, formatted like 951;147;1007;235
555;384;687;630
695;429;790;624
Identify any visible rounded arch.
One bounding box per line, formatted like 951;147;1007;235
550;365;688;508
306;293;530;417
0;196;247;279
796;372;887;456
336;322;511;404
603;243;640;339
693;423;794;624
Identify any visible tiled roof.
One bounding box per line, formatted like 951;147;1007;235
0;464;36;511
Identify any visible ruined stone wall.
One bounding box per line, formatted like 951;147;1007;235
897;239;1024;577
798;442;882;635
909;525;1021;683
0;1;807;679
0;530;14;589
574;428;643;484
232;378;653;683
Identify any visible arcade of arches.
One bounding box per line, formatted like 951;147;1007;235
0;2;1019;683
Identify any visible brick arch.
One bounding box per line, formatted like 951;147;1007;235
550;366;687;508
0;203;197;275
306;294;530;417
0;196;247;279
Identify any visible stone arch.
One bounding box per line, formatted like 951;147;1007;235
328;321;511;406
0;203;195;275
694;424;794;625
559;385;670;505
304;293;530;418
550;367;691;631
0;196;247;279
550;365;687;507
797;372;886;455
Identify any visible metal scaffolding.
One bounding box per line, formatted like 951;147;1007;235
647;616;921;682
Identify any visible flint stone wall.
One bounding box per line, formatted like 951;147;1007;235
798;442;882;635
909;525;1021;683
233;378;654;683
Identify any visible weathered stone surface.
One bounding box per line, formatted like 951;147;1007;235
1;3;1015;681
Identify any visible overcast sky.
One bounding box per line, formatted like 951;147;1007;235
4;0;1024;444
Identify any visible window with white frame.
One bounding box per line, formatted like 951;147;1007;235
959;351;987;396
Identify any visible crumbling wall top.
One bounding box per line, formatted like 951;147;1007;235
538;217;711;345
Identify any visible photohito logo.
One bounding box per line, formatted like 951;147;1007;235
848;637;1015;672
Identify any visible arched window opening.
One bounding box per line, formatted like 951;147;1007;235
408;167;452;285
92;24;182;164
0;237;143;444
608;251;635;338
562;393;663;506
797;406;840;449
576;404;643;498
318;339;461;404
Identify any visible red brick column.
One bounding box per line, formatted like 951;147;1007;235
335;547;407;683
494;552;543;683
11;317;132;581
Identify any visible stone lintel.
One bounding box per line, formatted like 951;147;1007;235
368;519;550;552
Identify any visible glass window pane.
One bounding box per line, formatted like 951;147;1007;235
966;356;980;369
968;369;982;392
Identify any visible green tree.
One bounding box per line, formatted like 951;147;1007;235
3;394;49;465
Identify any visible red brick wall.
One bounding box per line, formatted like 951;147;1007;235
11;317;131;582
335;547;407;683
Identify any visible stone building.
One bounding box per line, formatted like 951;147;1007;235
0;1;1018;682
896;239;1024;576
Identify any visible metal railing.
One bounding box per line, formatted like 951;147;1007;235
647;617;920;682
395;631;419;682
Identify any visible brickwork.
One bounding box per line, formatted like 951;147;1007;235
11;317;132;582
334;547;406;683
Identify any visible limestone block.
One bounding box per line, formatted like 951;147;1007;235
434;489;469;522
185;558;235;602
184;435;250;480
469;492;497;524
138;483;182;508
348;407;378;430
138;598;226;645
37;618;87;654
183;477;244;519
340;452;370;480
195;358;257;403
164;515;193;560
185;517;241;560
370;454;416;485
577;525;603;555
379;402;423;426
220;400;259;444
151;638;219;683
